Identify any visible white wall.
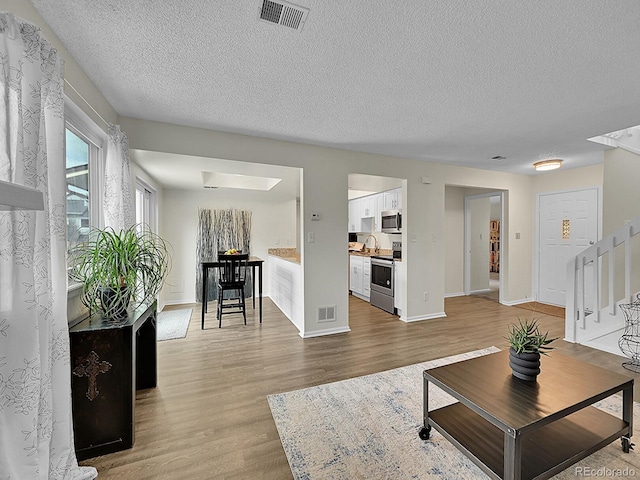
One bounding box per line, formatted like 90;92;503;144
118;116;543;332
602;149;640;300
469;197;490;292
532;163;603;197
444;186;465;296
602;150;640;235
159;187;296;306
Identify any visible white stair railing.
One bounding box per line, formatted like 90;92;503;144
565;215;640;353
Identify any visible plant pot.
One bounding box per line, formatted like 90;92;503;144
509;347;541;381
99;286;131;320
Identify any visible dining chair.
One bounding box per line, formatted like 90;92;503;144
216;253;249;327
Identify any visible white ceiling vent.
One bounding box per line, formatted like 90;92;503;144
259;0;309;31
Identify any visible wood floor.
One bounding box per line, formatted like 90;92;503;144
81;295;640;479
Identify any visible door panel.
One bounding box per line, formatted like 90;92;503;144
538;188;598;306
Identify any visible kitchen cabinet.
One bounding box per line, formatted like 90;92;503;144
350;189;400;233
269;255;303;330
383;188;402;211
362;257;371;297
349;255;370;300
349;198;360;232
373;193;384;232
361;196;374;218
350;255;362;293
349;194;376;233
394;261;403;315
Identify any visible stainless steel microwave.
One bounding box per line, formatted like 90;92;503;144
381;210;401;233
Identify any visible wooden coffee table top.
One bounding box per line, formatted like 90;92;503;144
425;350;633;433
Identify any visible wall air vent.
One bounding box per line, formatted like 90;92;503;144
491;155;507;160
317;305;336;323
259;0;309;31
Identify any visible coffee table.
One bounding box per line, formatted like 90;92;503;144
419;350;633;480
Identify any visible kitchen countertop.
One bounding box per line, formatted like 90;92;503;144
268;248;301;264
349;249;393;257
268;248;400;263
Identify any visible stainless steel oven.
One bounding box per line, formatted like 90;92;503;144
370;256;395;314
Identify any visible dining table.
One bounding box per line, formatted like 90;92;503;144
201;256;264;328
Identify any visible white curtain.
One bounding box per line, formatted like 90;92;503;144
0;13;97;480
103;124;135;230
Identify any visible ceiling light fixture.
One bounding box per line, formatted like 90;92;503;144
533;159;563;171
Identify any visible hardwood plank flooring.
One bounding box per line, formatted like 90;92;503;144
81;295;639;479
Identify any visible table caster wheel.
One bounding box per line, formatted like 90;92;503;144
622;436;634;453
418;425;431;440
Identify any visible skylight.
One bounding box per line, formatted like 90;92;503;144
201;171;282;191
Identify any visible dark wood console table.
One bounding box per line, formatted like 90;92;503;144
69;302;157;460
420;350;633;480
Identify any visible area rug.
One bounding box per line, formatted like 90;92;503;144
268;347;639;479
517;301;565;319
157;308;192;341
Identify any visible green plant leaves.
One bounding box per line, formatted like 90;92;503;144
505;317;557;355
68;225;171;318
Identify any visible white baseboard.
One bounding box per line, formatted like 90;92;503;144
160;299;198;311
400;311;447;323
501;298;530;307
444;292;465;298
300;326;351;338
470;288;491;294
351;292;370;302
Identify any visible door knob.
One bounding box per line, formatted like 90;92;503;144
589;241;594;245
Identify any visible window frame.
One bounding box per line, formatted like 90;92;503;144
64;95;107;292
135;177;158;233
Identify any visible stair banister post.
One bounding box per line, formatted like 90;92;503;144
625;225;632;303
609;236;616;315
565;254;578;342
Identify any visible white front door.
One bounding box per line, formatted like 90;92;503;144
538;188;598;306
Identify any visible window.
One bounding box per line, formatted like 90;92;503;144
64;97;105;256
65;127;91;252
135;179;157;233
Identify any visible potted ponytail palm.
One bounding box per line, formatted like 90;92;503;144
69;225;171;320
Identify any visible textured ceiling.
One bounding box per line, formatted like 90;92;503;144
30;0;640;176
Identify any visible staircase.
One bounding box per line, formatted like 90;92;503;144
565;215;640;356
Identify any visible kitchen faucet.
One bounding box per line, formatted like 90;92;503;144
364;234;379;253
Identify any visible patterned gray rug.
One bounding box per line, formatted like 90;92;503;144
157;308;192;341
268;346;639;479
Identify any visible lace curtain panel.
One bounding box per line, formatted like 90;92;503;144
196;208;252;302
0;14;97;480
103;124;135;231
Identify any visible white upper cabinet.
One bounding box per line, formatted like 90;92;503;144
361;195;374;218
348;198;360;232
349;188;401;233
383;188;402;211
374;193;384;232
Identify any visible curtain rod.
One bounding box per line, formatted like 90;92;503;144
64;78;110;128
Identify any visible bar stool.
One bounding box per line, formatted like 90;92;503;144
216;253;249;327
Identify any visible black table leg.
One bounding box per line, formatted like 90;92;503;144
201;265;207;329
252;265;256;309
259;263;263;323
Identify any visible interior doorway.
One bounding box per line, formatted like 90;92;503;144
465;192;503;303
